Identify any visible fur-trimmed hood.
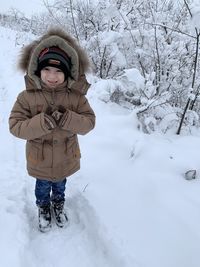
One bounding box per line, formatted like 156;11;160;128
18;28;91;91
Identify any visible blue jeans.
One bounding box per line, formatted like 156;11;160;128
35;178;67;206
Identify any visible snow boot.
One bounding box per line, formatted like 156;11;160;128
38;205;52;232
52;201;68;228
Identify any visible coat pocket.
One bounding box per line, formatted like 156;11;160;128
65;135;81;160
26;141;39;165
26;140;45;165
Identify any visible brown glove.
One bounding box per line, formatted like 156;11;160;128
51;110;63;121
58;110;69;128
52;105;66;123
46;106;53;115
44;114;57;130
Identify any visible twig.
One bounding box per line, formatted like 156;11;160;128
83;183;89;193
145;22;196;39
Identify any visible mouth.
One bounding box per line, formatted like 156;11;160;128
47;81;57;86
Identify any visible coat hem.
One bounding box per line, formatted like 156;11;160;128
28;166;80;182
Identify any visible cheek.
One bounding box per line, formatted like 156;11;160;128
40;72;46;81
40;70;47;80
59;73;65;82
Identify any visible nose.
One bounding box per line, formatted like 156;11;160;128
47;71;57;81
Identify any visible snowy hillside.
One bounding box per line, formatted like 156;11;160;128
1;26;200;267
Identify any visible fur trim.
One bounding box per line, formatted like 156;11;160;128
18;28;91;89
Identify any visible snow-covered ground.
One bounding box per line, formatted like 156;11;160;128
1;26;200;267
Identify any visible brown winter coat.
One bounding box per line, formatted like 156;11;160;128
9;28;95;181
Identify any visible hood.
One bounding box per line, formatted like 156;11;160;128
18;28;90;91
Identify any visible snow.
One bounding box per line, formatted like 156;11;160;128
189;1;200;31
99;31;126;67
121;68;145;89
1;26;200;267
0;0;50;17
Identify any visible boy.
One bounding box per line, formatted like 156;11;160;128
9;28;95;232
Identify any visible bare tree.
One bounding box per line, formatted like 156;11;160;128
177;0;200;134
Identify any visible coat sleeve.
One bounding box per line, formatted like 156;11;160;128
9;91;50;140
60;94;95;135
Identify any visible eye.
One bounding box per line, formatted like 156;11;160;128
43;67;50;71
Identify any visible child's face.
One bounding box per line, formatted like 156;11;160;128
41;66;65;88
